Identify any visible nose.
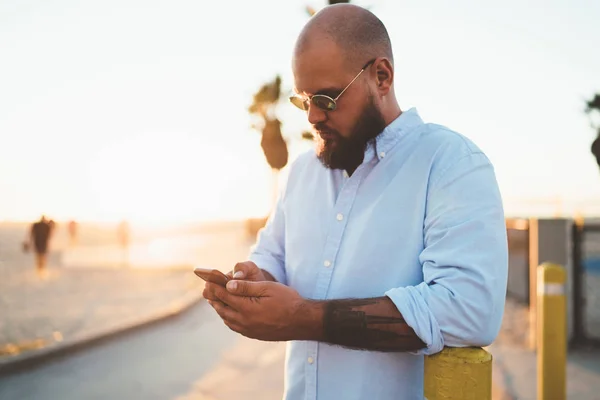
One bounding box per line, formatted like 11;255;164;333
307;103;327;125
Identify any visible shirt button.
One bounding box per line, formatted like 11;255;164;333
323;260;331;267
336;213;343;221
380;151;386;158
308;356;314;364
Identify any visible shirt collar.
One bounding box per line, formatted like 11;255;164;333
365;107;424;161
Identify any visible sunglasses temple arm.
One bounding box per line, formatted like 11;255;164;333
334;68;366;101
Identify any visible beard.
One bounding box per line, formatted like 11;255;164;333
314;95;387;171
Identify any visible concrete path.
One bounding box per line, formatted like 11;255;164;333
0;267;203;369
176;336;285;400
0;302;242;400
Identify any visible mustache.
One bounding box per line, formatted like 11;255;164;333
313;123;339;137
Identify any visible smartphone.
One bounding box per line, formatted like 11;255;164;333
193;267;230;286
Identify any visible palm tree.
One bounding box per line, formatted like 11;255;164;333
587;94;600;168
246;1;353;236
248;1;352;172
247;1;353;179
248;75;288;171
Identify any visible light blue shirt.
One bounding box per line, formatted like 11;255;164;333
249;108;508;400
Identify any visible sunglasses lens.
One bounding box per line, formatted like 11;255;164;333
289;96;308;110
312;95;336;111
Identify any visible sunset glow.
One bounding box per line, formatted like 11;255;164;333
1;0;600;224
83;131;276;225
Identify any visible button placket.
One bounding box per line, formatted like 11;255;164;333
313;166;367;301
305;342;319;399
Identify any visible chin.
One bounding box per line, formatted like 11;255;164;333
316;140;333;158
316;150;343;170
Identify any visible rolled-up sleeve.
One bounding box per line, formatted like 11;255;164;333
248;190;287;285
385;152;508;355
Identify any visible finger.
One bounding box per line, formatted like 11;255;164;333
203;289;217;301
202;286;212;300
222;319;244;334
233;270;244;279
202;282;220;301
212;284;240;310
207;299;226;307
226;279;269;297
232;261;257;279
212;299;241;323
225;270;234;280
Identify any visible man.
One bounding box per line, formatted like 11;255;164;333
203;4;508;399
29;215;52;274
68;219;78;247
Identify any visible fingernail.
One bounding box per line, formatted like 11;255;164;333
233;271;244;279
227;280;238;291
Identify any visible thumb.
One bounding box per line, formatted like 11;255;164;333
232;261;258;279
226;280;268;297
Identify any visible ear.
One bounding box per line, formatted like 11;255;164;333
374;58;394;96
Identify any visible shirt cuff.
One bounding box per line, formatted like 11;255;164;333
385;283;444;355
248;254;287;285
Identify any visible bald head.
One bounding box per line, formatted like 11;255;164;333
295;4;393;70
291;3;401;169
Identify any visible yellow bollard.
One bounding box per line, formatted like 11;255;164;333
424;347;492;400
537;263;566;400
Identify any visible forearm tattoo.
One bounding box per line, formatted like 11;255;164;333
323;297;425;352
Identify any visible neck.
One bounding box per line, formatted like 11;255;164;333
342;101;402;176
382;103;402;126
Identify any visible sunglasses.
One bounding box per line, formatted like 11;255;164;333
289;59;376;112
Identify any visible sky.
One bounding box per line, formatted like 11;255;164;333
1;0;599;224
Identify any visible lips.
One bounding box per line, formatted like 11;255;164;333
316;130;338;141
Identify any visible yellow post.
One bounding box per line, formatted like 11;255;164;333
424;347;492;400
537;263;566;400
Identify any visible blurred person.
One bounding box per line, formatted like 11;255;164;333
67;220;78;247
203;4;508;400
28;215;52;275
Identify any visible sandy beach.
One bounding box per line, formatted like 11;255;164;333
0;220;256;359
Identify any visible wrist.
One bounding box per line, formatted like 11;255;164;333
292;299;325;341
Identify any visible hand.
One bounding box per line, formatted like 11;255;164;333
229;261;268;282
208;280;321;342
202;261;268;305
